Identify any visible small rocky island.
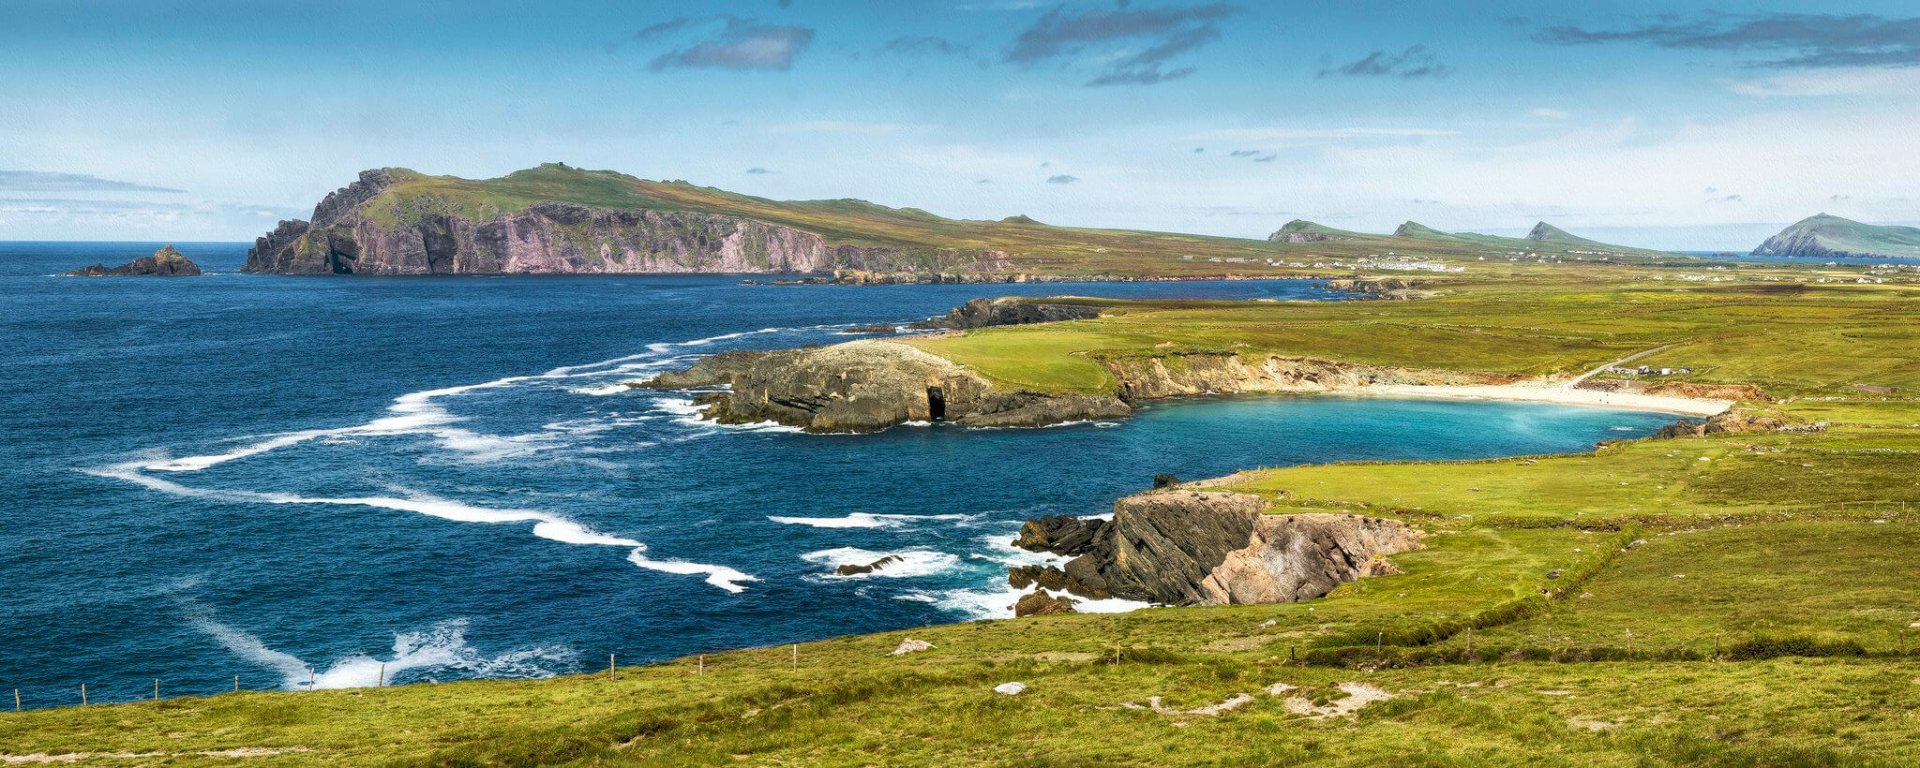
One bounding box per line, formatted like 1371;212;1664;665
67;245;202;276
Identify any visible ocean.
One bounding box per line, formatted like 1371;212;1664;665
0;242;1678;706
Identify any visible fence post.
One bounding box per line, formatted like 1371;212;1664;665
13;688;19;712
80;683;87;706
234;675;240;693
308;668;315;690
609;654;616;680
792;644;798;670
697;655;704;676
377;663;386;688
153;679;159;702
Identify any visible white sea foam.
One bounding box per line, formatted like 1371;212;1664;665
802;547;962;579
192;615;572;690
767;512;971;529
140;324;845;472
89;463;756;593
567;383;633;396
913;584;1150;620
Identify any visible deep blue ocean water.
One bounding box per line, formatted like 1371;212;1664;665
0;242;1678;707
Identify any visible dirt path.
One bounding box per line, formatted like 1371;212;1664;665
1565;344;1680;389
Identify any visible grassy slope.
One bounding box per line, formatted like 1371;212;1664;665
8;265;1920;766
352;164;1694;277
1765;214;1920;259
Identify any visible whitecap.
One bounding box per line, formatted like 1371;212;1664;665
87;463;756;593
768;512;971;529
566;383;632;396
801;547;962;579
191;614;572;690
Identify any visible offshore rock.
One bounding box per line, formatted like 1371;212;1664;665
67;245;201;276
635;340;1130;433
910;297;1103;330
1014;490;1423;607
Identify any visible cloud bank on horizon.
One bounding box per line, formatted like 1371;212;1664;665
2;0;1917;248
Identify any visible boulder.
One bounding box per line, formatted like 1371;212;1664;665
1013;590;1077;617
835;555;904;576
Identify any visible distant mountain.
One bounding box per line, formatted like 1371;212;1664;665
1268;220;1369;243
1753;214;1920;260
1391;220;1666;258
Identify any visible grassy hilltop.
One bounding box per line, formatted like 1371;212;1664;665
340;164;1693;277
7;262;1920;765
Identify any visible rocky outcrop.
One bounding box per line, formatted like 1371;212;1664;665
635;340;1130;433
1013;490;1422;607
1099;353;1517;401
1655;407;1825;439
910;297;1103;330
67;245;201;276
835;555;904;576
1014;590;1078;617
1752;214;1920;260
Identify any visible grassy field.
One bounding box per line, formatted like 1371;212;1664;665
7;262;1920;765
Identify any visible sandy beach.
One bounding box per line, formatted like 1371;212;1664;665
1359;382;1733;417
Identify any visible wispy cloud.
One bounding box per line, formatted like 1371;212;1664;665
0;171;182;193
638;16;816;72
1007;3;1238;86
1538;13;1920;68
766;120;920;136
1729;66;1920;96
1529;107;1572;119
1195;127;1460;143
745;167;774;175
1046;174;1080;184
1318;45;1452;79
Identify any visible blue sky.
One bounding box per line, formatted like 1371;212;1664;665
4;0;1918;247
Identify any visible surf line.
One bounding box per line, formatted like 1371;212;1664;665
88;462;757;593
140;324;852;473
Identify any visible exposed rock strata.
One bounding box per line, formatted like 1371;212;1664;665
1099;353;1518;401
67;245;201;276
634;340;1130;433
1655;407;1826;439
245;168;998;276
1013;490;1423;607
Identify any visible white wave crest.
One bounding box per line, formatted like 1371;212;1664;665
802;547;961;579
567;383;632;397
767;512;971;529
89;463;755;593
192;615;572;690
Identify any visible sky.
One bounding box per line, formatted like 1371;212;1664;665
3;0;1919;248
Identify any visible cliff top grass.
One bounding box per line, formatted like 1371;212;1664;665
349;164;1697;276
906;277;1920;398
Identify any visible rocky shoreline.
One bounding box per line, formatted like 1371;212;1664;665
67;245;201;277
1007;489;1424;615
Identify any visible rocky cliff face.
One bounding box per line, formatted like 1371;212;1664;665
634;340;1131;433
67;245;201;276
1099;353;1516;401
245;168;997;276
1751;214;1920;260
1012;490;1422;609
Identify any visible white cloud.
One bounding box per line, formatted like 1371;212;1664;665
1191;127;1460;143
1529;107;1571;120
1729;68;1920;97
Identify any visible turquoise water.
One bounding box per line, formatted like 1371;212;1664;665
0;243;1678;707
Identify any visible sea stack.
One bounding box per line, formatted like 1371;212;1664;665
67;245;202;276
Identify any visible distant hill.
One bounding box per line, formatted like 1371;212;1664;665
244;164;1334;278
1268;220;1370;243
1392;220;1672;259
1753;214;1920;260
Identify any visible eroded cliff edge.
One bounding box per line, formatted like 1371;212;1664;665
1009;489;1423;614
245;167;1004;276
